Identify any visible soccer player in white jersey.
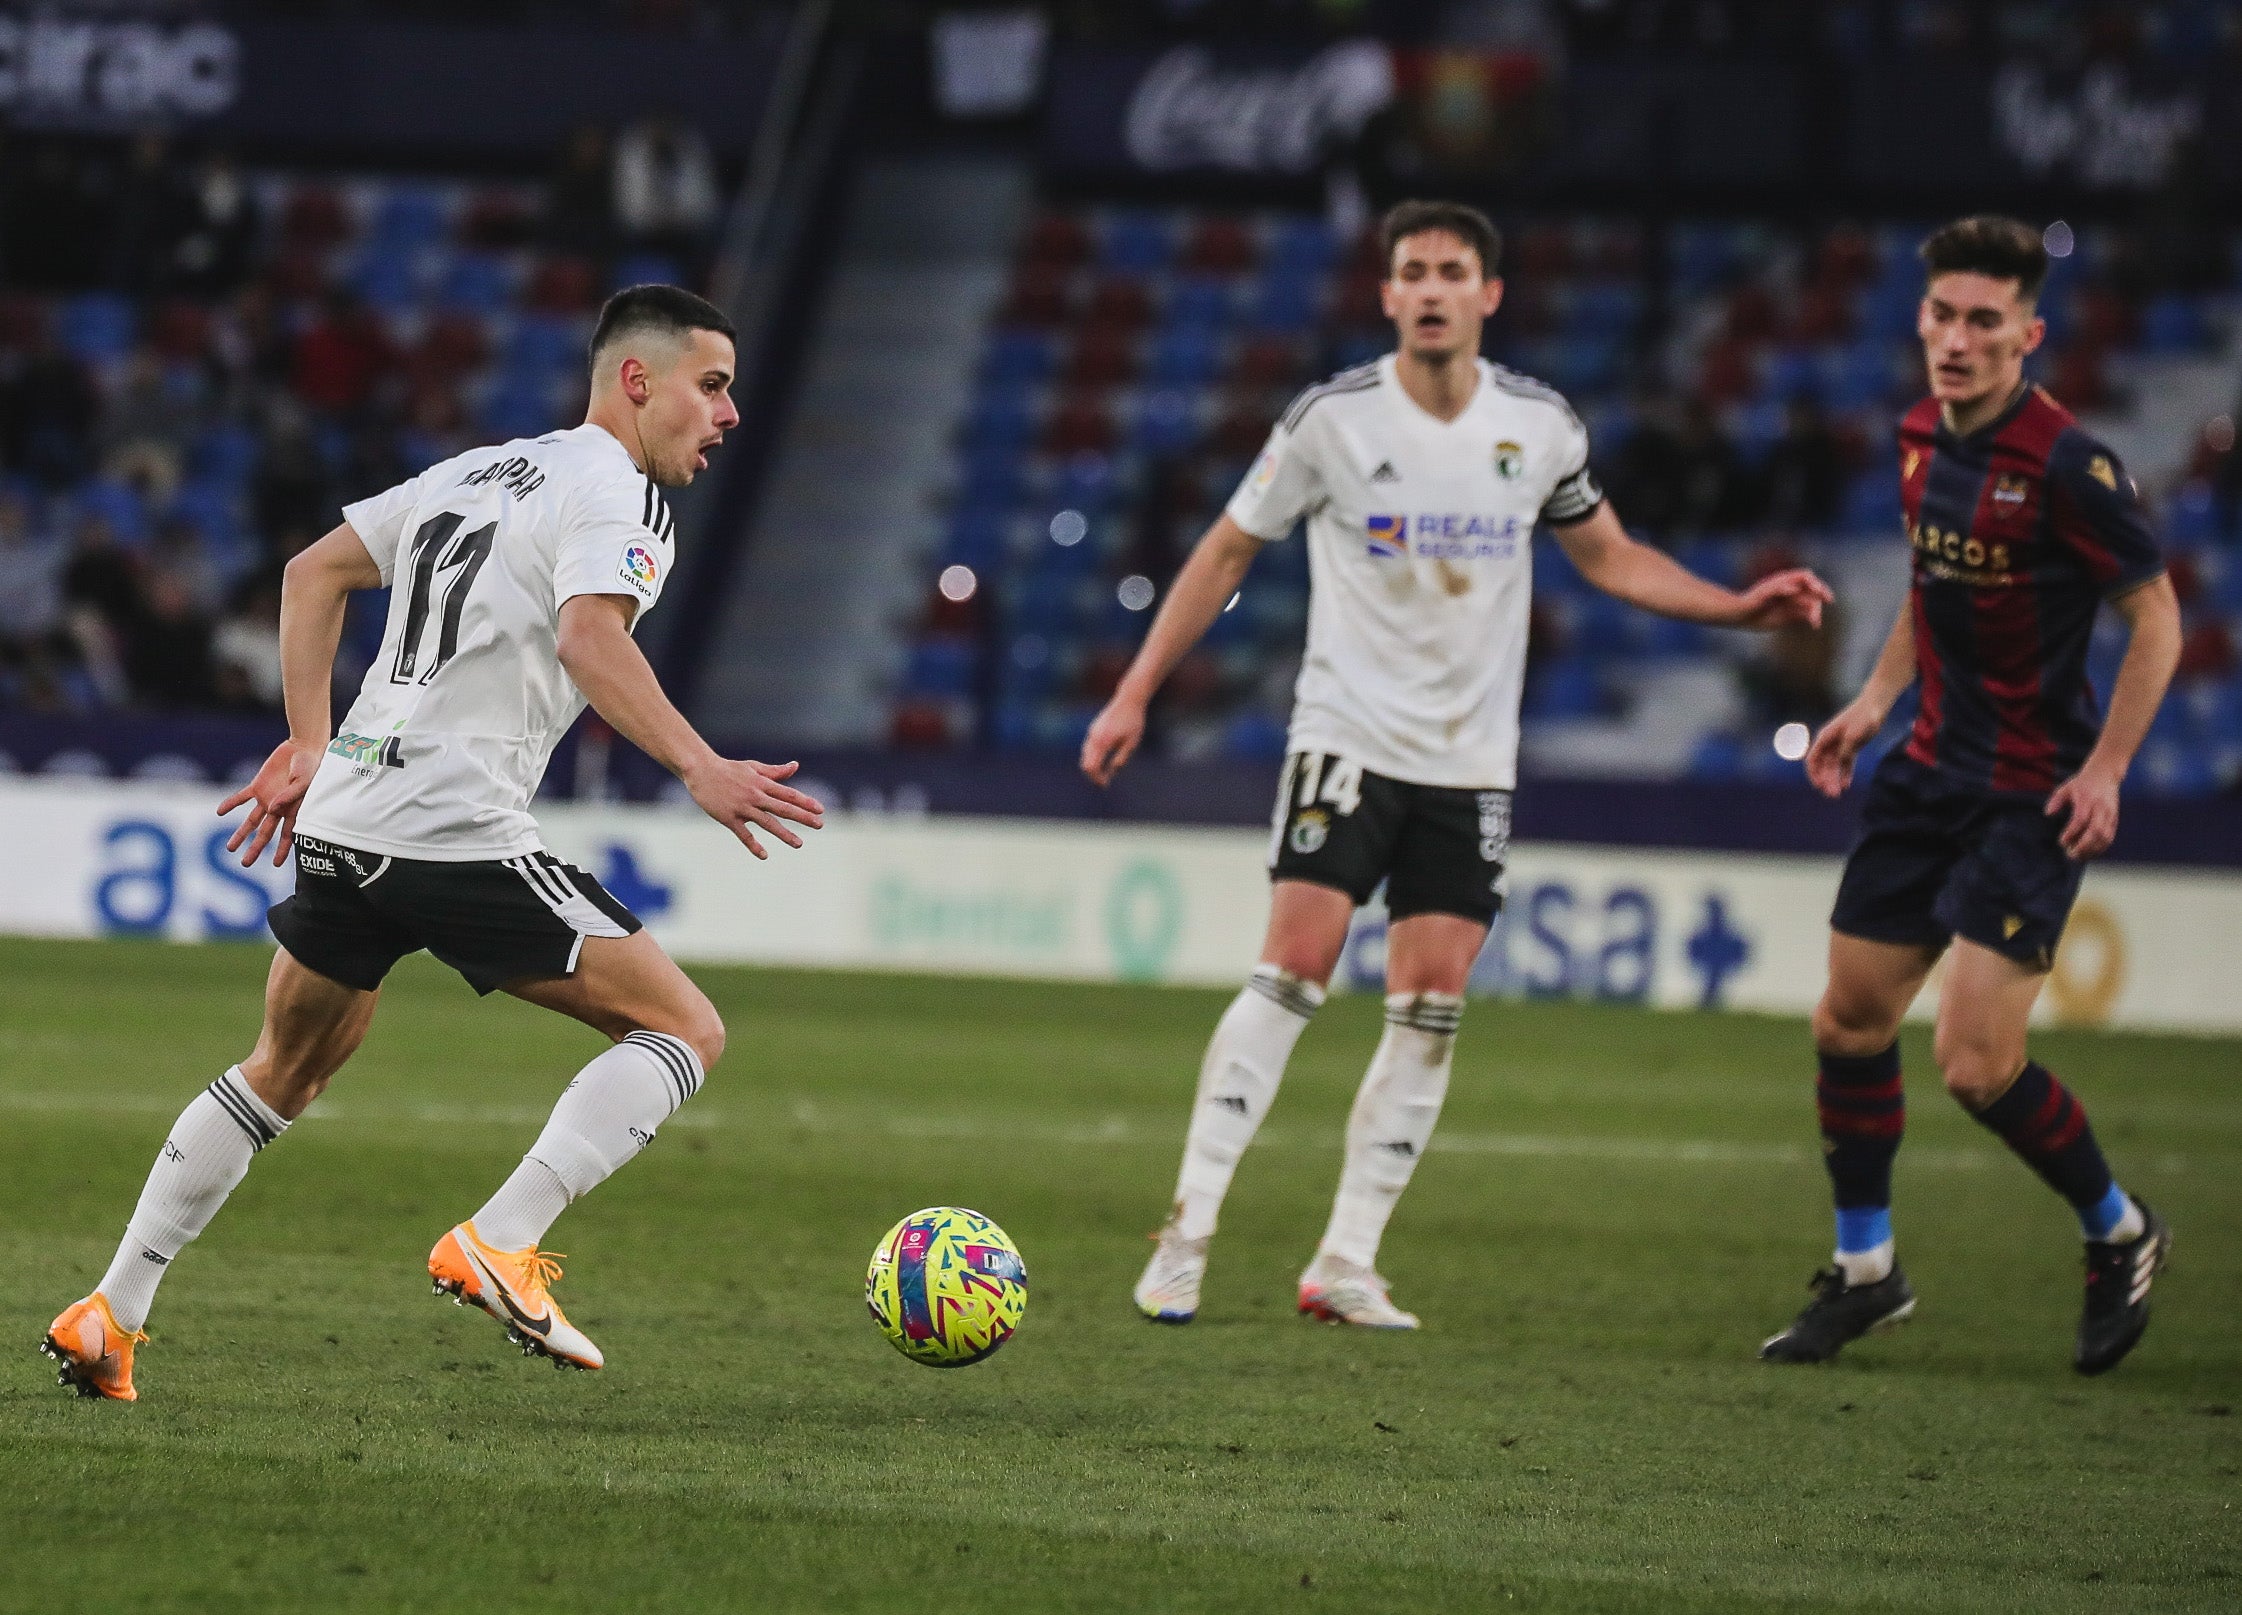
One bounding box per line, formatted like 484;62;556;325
42;286;823;1399
1083;202;1834;1329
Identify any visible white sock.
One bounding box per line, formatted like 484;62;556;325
1316;993;1461;1270
1170;965;1324;1240
1833;1240;1895;1286
473;1031;704;1251
98;1067;289;1332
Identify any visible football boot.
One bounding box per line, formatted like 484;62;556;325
1297;1253;1419;1330
41;1294;146;1402
2076;1201;2171;1377
1759;1264;1916;1363
429;1221;603;1370
1133;1213;1210;1324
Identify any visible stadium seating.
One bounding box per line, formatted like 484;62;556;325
892;207;2242;795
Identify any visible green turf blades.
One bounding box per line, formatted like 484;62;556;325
2;938;2238;1613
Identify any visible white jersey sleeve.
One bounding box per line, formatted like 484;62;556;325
1225;414;1324;540
342;466;441;584
554;475;675;619
1536;407;1604;526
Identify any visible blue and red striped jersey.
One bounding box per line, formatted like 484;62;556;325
1895;384;2164;796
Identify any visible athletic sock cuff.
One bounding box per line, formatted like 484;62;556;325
1249;965;1326;1019
1383;992;1464;1035
207;1066;288;1151
621;1031;704;1111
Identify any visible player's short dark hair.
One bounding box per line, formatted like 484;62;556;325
587;284;736;375
1380;200;1502;280
1918;216;2050;303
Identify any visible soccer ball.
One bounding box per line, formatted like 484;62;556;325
865;1206;1027;1367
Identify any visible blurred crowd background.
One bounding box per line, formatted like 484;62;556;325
3;0;2240;815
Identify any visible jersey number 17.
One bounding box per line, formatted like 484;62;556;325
390;511;496;685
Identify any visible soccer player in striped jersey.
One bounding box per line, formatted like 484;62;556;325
1761;217;2183;1374
1083;200;1833;1329
42;287;824;1399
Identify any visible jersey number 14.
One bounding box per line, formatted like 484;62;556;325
390;511;496;685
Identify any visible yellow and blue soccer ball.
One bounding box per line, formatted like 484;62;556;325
865;1206;1027;1367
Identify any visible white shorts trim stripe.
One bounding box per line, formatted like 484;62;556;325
504;857;631;940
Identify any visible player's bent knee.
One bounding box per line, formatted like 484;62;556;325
658;995;724;1076
1933;1032;2021;1109
1812;993;1899;1057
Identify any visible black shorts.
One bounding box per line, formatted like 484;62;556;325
268;834;643;995
1266;749;1510;926
1831;751;2084;971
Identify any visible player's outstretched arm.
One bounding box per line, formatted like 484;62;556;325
220;521;382;867
1080;513;1263;785
1552;502;1832;630
555;593;823;859
2045;574;2181;860
1805;598;1916;799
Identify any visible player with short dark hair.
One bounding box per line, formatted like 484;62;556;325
1086;200;1832;1329
41;288;824;1400
1759;216;2184;1374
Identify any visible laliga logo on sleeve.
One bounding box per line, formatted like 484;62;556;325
1247;447;1279;495
619;543;660;597
1364;513;1406;558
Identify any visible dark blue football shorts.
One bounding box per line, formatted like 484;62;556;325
1829;751;2086;972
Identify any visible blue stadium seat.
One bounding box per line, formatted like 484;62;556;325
75;477;148;544
188;423;261;489
963;388;1037;453
1840;469;1902;534
1146;325;1222;388
942;509;1008;571
2165;481;2224;546
1164;276;1233;330
1101;211;1173;274
612;254;680;292
1763;347;1817;403
351;243;424;315
981;328;1055;386
1672;538;1742;588
506;314;582;377
371;186;450;250
1523;656;1603;719
59;294;136;363
1222;711;1290;761
902;638;977;700
1052;452;1119;514
439;253;514;315
480;378;558;440
1823;342;1894;410
990;697;1038;751
1248;272;1321;333
2141;293;2209;354
958;441;1028;507
1134;390;1200;456
168;479;240;545
1332;331;1386;370
1265;219;1337;277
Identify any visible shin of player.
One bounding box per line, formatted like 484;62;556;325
1763;217;2180;1374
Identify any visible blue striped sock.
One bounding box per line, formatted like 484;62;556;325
2080;1182;2131;1241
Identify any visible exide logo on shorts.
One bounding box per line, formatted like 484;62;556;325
1364;513;1523;561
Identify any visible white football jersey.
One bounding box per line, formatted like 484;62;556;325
295;423;676;860
1226;353;1600;789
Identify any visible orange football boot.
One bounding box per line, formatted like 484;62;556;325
41;1294;146;1401
429;1221;603;1370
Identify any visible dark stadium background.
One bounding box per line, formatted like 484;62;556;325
3;0;2238;867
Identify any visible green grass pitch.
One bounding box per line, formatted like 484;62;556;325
2;936;2237;1613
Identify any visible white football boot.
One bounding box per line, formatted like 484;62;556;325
1133;1215;1211;1324
1297;1251;1420;1330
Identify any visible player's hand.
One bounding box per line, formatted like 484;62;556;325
1803;701;1884;799
1080;695;1147;787
2046;761;2121;860
683;755;825;859
1728;568;1833;631
218;738;321;868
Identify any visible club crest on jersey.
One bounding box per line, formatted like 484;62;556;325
1364;513;1407;559
1992;473;2029;508
1492;440;1525;479
620;543;659;596
1288;808;1330;853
